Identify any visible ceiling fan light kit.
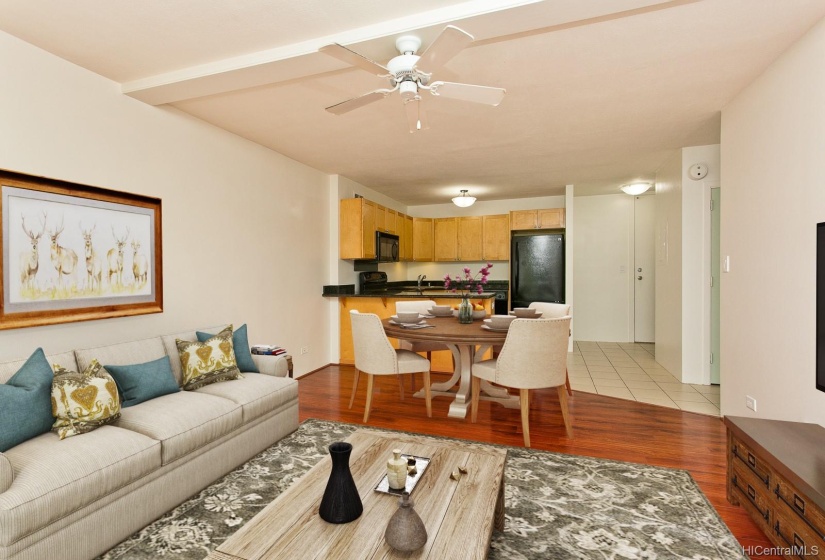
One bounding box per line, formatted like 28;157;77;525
452;189;476;207
319;25;506;133
620;182;652;196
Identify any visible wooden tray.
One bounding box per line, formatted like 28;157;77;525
374;454;430;495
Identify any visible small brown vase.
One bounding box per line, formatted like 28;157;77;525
384;491;427;552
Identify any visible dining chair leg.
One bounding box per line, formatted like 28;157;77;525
348;368;360;410
556;385;573;438
470;376;481;423
520;388;531;448
364;374;375;423
423;370;432;418
565;368;573;396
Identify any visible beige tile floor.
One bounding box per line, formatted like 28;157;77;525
569;341;720;416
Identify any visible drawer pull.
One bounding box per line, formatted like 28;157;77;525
733;476;769;522
794;533;805;548
732;446;769;487
794;494;806;514
747;485;756;500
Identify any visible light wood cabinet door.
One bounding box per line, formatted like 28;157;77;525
413;218;434;261
538;208;565;228
374;203;385;233
385;208;397;234
482;214;509;260
457;217;483;261
434;218;458;261
339;198;376;259
402;214;414;260
510;210;538;230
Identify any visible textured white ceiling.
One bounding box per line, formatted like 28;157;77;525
1;0;824;202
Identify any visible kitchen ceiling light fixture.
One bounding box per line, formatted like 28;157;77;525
620;182;652;195
452;189;476;207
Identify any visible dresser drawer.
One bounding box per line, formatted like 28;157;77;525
731;434;772;489
775;476;825;540
772;506;825;559
731;459;772;527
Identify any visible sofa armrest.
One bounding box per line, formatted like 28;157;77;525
251;354;289;377
0;452;13;494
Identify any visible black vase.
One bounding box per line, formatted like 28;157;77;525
318;442;363;523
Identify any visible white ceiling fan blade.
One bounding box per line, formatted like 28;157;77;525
326;90;390;115
404;98;429;133
320;43;390;76
429;81;506;106
415;25;473;74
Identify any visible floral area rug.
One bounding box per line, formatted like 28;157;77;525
100;419;745;560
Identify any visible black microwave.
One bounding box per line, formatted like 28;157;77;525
376;232;400;262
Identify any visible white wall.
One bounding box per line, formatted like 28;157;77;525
573;194;634;341
655;151;683;376
0;31;331;377
681;145;720;383
720;16;825;422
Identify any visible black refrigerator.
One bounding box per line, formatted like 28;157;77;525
510;232;565;309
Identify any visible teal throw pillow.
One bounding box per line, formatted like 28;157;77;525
0;348;55;452
197;323;259;373
104;356;180;408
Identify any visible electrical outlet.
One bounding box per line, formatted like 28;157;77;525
300;346;309;355
745;395;757;411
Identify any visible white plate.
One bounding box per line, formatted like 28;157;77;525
481;324;510;332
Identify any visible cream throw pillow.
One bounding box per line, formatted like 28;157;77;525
51;359;121;439
177;328;243;390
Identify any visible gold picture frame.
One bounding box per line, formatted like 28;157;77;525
0;169;162;330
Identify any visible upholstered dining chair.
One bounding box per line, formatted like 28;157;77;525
349;310;433;422
395;300;450;391
529;302;573;396
471;316;572;446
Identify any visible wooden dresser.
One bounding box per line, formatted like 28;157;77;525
725;416;825;559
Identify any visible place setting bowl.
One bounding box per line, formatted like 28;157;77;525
391;312;425;325
482;314;516;331
509;308;542;319
428;305;453;317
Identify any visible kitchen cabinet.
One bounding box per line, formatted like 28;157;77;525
434;218;458;261
400;213;413;261
458;216;483;261
510;208;565;230
412;218;434;261
385;208;397;234
375;204;385;232
482;214;509;261
339;198;376;259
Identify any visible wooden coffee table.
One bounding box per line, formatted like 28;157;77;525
207;430;507;560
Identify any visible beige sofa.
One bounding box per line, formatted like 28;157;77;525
0;326;299;560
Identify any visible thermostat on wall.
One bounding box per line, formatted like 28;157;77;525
688;163;708;180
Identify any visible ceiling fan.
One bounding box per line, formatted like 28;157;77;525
319;25;506;133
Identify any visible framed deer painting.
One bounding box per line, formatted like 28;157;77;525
0;169;162;329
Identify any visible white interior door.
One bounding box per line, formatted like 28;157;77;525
634;195;655;342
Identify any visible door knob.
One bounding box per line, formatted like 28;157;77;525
637;276;643;280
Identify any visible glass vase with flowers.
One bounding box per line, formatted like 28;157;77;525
444;263;493;323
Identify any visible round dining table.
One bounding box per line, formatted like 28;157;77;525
382;316;520;418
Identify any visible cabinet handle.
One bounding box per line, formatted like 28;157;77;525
794;533;805;549
747;452;756;467
747;485;756;500
794;494;806;514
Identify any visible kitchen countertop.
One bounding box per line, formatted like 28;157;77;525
323;290;497;299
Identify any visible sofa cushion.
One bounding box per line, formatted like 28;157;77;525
176;332;243;390
197;324;259;373
51;359;121;439
74;337;167;376
113;391;242;464
0;348;54;452
105;356;180;408
196;374;298;424
0;426;160;546
161;330;198;386
0;351;76;385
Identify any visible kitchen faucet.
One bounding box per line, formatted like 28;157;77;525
417;274;427;290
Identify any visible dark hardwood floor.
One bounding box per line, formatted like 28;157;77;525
298;364;779;559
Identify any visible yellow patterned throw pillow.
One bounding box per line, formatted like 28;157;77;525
177;327;243;390
51;359;121;440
